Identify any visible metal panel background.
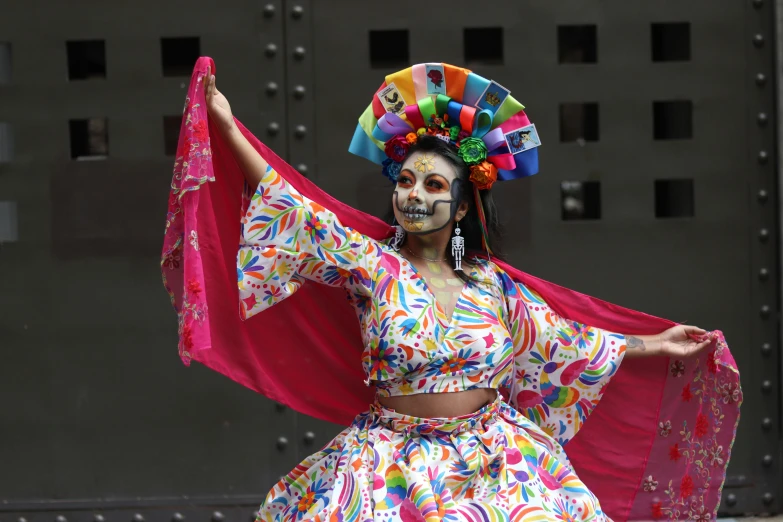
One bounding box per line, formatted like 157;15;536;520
0;0;780;519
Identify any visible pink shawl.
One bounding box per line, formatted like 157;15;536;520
162;58;741;521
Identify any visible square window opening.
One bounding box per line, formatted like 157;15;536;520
161;37;200;77
558;25;597;64
560;103;599;142
67;40;107;80
464;27;504;65
70;118;109;160
369;30;409;69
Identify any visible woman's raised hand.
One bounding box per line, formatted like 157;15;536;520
203;66;235;134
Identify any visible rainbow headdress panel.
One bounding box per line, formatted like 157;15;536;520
348;63;541;185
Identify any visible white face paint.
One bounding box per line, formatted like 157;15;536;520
392;152;461;234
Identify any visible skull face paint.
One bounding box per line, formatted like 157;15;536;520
392;153;461;235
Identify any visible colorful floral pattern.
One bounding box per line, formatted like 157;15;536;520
238;167;628;521
259;395;609;522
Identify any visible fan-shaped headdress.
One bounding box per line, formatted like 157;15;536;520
348;63;541;251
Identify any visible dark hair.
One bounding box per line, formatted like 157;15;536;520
387;135;504;281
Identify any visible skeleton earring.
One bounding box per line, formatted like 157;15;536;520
451;221;464;271
389;220;406;252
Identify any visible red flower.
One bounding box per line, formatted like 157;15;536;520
695;413;709;437
187;279;202;296
384;135;410;163
681;383;692;402
651;502;663;520
669;443;680;461
193;120;209;142
182;323;194;350
680;474;694;498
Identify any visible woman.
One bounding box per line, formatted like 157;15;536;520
163;58;740;521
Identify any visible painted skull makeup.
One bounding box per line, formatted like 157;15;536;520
392;153;461;235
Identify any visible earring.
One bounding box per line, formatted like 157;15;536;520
389;220;405;252
451;222;464;271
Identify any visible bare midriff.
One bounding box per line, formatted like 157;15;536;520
378;388;498;418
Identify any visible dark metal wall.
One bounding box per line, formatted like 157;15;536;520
0;0;780;520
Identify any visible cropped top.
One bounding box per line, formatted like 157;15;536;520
237;165;626;443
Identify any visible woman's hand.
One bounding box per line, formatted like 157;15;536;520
203;66;235;135
658;325;714;358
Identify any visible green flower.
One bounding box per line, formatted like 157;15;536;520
449;125;462;141
457;137;488;165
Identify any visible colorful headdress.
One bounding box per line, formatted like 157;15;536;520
348;63;541;251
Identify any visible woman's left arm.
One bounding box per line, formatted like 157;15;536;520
622;325;715;359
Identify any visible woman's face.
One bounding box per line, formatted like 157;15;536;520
392;152;465;235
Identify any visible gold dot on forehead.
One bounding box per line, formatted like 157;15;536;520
414;154;436;173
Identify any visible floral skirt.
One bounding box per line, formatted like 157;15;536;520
257;394;609;521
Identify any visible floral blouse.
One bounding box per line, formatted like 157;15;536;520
237;165;627;444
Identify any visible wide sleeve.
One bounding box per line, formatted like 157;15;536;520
238;164;380;320
497;267;627;445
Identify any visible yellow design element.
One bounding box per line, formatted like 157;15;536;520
430;277;446;289
404;220;423;231
414;154;436;173
484;91;501;107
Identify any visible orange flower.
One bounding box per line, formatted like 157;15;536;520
469;161;498;190
405;132;418;144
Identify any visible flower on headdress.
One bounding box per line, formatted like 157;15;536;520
381;158;402;183
449;126;461;141
469;161;498;190
405;132;418;145
384;135;410;162
458;137;488;165
416;127;426;136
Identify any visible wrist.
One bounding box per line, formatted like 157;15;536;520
623;334;663;358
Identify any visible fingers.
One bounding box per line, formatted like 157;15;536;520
683;325;707;335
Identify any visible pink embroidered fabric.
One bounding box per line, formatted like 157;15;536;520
162;57;742;521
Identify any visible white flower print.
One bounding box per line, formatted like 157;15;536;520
671;360;685;377
720;382;740;404
709;445;725;467
658;420;672;437
190;230;199;251
643;475;658;492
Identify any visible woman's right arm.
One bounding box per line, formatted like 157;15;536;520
204;66;267;189
204;68;380;321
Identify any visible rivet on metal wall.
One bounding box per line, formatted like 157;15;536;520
753;0;764;7
265;43;278;57
132;514;144;522
761;342;771;355
172;513;185;522
725;493;737;506
758;150;769;163
263;3;276;17
756;72;767;86
753;34;765;47
762;454;773;466
759;267;769;280
56;516;68;522
759;228;769;242
292;5;304;18
762;417;772;429
293;85;306;99
304;431;316;444
267;122;280;136
94;515;105;522
296;164;308;175
277;436;289;450
757;112;769;126
760;305;770;318
211;512;224;522
762;379;772;392
294;125;307;138
293;46;306;60
758;190;768;203
266;82;279;96
18;518;27;522
763;492;774;504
